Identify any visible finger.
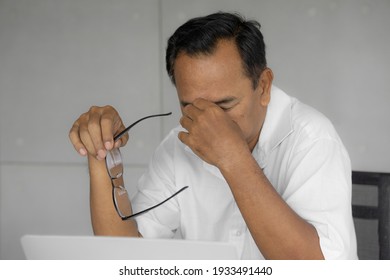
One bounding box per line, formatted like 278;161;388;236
117;123;129;147
114;138;123;149
87;109;106;160
182;103;202;121
178;131;189;145
112;121;129;148
79;122;98;157
179;115;192;131
113;116;130;147
69;122;87;156
100;112;115;150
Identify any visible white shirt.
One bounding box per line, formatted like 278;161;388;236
133;86;358;259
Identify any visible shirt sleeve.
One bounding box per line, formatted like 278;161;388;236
132;132;181;239
283;137;357;259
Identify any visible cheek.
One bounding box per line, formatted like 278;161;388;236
228;111;252;136
233;104;264;138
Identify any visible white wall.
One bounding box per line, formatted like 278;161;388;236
1;0;389;259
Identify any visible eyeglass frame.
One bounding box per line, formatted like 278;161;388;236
105;112;188;220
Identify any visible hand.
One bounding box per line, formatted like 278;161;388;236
69;105;128;160
179;98;250;169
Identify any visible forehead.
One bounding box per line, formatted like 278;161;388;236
174;40;251;103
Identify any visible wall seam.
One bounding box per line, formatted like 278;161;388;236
158;0;167;141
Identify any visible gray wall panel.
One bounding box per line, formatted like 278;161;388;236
1;0;389;259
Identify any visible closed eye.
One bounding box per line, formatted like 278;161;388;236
215;97;238;111
219;105;234;111
180;96;238;110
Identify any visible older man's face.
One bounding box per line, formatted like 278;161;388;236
174;39;273;151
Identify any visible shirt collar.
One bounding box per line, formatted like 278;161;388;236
254;85;294;168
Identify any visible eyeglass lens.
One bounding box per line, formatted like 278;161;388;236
106;148;131;217
106;148;123;178
113;185;132;217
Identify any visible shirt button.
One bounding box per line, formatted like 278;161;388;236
236;230;242;236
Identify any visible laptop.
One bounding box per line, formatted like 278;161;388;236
21;235;239;260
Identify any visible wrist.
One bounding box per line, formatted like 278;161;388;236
88;153;109;177
217;146;253;174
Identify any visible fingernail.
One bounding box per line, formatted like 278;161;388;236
104;141;112;150
97;149;106;160
79;148;87;156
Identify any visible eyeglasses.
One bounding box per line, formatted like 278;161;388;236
105;112;188;220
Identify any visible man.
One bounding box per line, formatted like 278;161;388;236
69;12;357;259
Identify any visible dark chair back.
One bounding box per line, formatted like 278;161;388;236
352;171;390;259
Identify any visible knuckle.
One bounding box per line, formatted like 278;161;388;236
102;104;114;111
78;112;89;124
103;105;118;117
88;105;102;113
88;105;117;115
102;106;120;124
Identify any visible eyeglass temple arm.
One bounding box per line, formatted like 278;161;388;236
114;112;172;142
121;185;189;221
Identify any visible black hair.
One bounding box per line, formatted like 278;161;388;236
166;12;267;89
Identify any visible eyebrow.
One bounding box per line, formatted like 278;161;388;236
180;96;237;107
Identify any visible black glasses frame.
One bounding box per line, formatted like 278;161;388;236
105;112;188;220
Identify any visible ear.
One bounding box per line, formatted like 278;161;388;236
257;68;274;107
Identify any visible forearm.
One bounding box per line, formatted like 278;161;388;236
88;155;139;237
219;152;324;260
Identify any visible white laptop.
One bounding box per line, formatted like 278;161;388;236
21;235;239;260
